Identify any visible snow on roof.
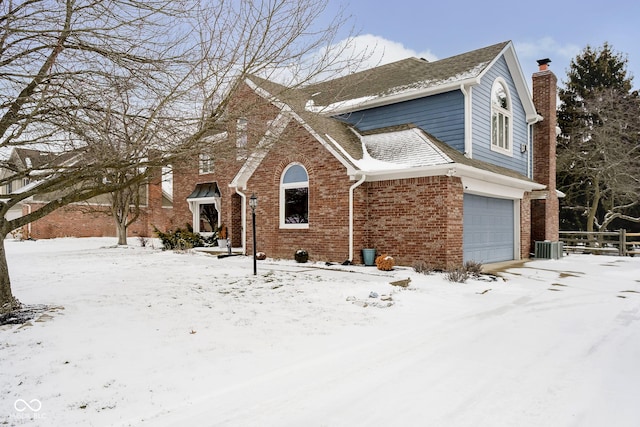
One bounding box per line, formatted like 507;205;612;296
305;95;378;114
357;127;453;172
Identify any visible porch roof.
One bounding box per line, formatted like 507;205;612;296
187;182;220;200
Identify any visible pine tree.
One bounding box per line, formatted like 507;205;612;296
557;43;640;233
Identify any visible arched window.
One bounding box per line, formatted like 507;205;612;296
280;163;309;228
491;79;512;155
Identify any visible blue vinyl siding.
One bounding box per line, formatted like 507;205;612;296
471;56;529;175
336;90;466;152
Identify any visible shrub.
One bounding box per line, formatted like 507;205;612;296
153;225;205;250
412;260;435;275
137;235;150;248
463;260;483;277
446;266;469;283
375;254;395;271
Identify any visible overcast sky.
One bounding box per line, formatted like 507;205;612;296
323;0;640;91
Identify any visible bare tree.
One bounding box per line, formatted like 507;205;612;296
557;88;640;233
0;0;358;311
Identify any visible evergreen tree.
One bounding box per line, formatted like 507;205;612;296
557;43;640;232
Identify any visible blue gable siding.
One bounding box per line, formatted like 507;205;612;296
336;90;466;152
471;56;529;175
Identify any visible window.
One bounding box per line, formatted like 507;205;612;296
199;153;213;174
236;117;248;160
490;79;512;155
198;203;218;233
280;163;309;228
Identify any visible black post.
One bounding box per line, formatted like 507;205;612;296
252;207;257;275
249;193;258;275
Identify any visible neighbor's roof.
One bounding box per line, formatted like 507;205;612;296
303;41;510;112
12;148;58;169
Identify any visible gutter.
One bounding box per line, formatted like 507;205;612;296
526;114;544;179
319;78;481;116
348;173;366;263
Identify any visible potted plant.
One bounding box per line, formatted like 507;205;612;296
295;249;309;263
216;224;228;248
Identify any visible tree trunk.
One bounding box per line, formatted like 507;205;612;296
116;218;128;245
0;236;20;312
586;181;601;234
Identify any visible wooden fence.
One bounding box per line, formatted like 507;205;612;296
559;230;640;256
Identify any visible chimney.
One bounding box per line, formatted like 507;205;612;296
531;58;559;243
536;58;551;72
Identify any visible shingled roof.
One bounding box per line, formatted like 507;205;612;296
302;41;510;110
242;41;540;189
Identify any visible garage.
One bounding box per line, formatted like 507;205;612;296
463;194;515;264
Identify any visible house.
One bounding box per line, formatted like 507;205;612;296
178;40;560;268
6;40;559;267
1;147;175;239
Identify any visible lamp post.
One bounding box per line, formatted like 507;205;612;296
249;193;258;275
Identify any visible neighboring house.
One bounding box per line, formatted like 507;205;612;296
178;40;560;268
0;147;175;239
0;148;55;222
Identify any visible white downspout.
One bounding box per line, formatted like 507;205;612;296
27;203;32;236
527;123;532;179
460;84;472;158
349;174;366;263
235;188;247;254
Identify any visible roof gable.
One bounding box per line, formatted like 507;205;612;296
304;41;510;114
235;41;542;190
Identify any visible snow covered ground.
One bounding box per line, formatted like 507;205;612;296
1;237;640;427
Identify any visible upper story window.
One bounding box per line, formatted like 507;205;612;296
236;117;248;160
490;78;513;155
199;153;213;174
280;163;309;228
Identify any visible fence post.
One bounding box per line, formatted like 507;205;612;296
620;229;627;256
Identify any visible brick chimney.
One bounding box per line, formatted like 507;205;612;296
531;58;559;243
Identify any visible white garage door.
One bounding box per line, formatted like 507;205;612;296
463;194;515;264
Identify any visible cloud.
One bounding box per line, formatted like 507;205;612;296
514;37;582;66
338;34;438;73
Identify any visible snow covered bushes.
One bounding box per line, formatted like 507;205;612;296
445;261;484;283
412;260;435;275
153;225;207;250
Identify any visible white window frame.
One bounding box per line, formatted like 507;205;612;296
279;163;309;229
490;78;513;156
188;198;221;236
199;153;213;174
236;117;248;160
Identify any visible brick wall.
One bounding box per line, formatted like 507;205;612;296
365;176;464;269
24;168;180;240
244;121;354;263
531;66;560;243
